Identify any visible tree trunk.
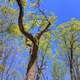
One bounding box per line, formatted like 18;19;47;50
25;43;38;80
70;68;76;80
70;64;74;80
26;62;36;80
70;47;76;80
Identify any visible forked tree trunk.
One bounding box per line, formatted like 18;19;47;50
16;0;51;79
16;0;39;80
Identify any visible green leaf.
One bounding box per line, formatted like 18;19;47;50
0;64;5;72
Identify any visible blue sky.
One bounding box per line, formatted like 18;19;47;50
41;0;80;25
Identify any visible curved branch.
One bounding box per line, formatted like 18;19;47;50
16;0;39;77
37;7;51;40
16;0;35;44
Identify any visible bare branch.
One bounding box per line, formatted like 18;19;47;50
35;0;51;40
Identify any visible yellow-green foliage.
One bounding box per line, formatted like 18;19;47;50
60;19;80;31
48;16;56;24
9;0;27;7
52;62;66;80
9;24;22;36
9;23;30;37
1;6;17;16
22;0;27;7
0;64;5;72
0;20;4;32
39;33;52;56
56;19;80;56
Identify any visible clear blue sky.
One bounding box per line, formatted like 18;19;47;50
41;0;80;25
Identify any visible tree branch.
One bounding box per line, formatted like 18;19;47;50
36;4;51;40
16;0;35;44
16;0;38;77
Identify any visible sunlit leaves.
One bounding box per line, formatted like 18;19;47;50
8;8;17;15
56;19;80;45
48;16;56;24
24;23;31;31
9;24;22;36
52;62;66;80
0;40;4;59
22;0;27;7
27;11;56;30
0;6;17;16
60;19;80;32
46;48;52;56
8;0;15;4
9;23;30;37
0;64;5;72
53;63;61;80
39;35;52;56
44;32;52;39
0;40;3;46
0;20;4;26
55;19;80;66
1;6;8;16
25;38;32;48
9;0;27;7
0;20;4;32
30;20;37;28
39;37;48;51
40;21;48;28
0;6;17;33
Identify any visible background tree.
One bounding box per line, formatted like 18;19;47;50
55;19;80;80
0;3;25;80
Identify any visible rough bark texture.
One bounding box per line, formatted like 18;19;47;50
26;43;38;80
26;62;36;80
70;38;76;80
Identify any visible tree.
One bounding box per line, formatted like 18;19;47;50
55;19;80;80
0;4;21;80
8;0;56;80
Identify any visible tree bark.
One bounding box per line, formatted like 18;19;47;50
26;62;36;80
70;47;76;80
26;43;38;80
70;47;74;80
70;63;74;80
